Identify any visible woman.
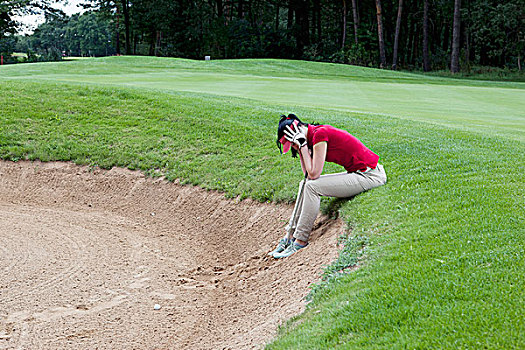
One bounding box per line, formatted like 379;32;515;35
270;114;387;258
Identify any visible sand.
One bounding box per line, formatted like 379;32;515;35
0;160;343;349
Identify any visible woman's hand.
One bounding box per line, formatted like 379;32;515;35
284;125;307;149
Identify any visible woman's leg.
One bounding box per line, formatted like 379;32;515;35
293;165;387;242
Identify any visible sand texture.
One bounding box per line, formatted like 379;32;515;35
0;161;343;349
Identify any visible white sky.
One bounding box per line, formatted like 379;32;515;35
13;0;88;35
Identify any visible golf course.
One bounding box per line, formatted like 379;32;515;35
1;56;524;349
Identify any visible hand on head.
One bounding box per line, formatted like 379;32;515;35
284;124;307;149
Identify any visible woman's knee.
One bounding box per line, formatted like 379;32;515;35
379;167;387;185
304;178;325;197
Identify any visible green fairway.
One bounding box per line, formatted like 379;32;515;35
1;56;524;141
1;57;524;349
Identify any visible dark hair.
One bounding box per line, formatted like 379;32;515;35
276;114;308;158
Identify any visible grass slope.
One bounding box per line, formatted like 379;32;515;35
1;57;524;349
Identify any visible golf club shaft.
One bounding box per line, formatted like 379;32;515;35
286;172;308;241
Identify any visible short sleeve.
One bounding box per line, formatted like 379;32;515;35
312;126;329;145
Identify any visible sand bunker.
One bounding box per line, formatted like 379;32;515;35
0;161;343;349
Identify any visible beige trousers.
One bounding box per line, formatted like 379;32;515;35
286;164;387;242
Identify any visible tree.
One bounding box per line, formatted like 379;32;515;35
450;0;461;73
23;11;114;57
341;0;347;49
392;0;403;70
121;0;130;54
10;0;524;71
375;0;386;68
85;0;131;55
351;0;359;44
295;0;310;57
1;0;67;37
312;0;321;42
469;0;524;69
422;0;430;71
1;1;17;37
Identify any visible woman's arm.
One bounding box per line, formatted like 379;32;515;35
298;142;327;180
298;146;312;175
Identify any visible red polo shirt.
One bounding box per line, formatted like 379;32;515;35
307;124;379;172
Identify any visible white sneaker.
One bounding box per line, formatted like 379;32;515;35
268;238;291;256
273;242;307;259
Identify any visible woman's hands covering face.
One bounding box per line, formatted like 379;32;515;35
284;125;307;149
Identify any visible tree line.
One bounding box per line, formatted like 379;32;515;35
14;12;115;60
1;0;524;72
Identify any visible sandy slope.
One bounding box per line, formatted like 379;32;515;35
0;161;343;349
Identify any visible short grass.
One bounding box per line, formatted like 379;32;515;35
1;57;524;142
1;57;524;349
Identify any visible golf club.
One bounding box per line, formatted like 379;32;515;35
285;171;308;242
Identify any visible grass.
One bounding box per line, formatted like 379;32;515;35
427;65;525;82
1;57;524;141
1;56;524;349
